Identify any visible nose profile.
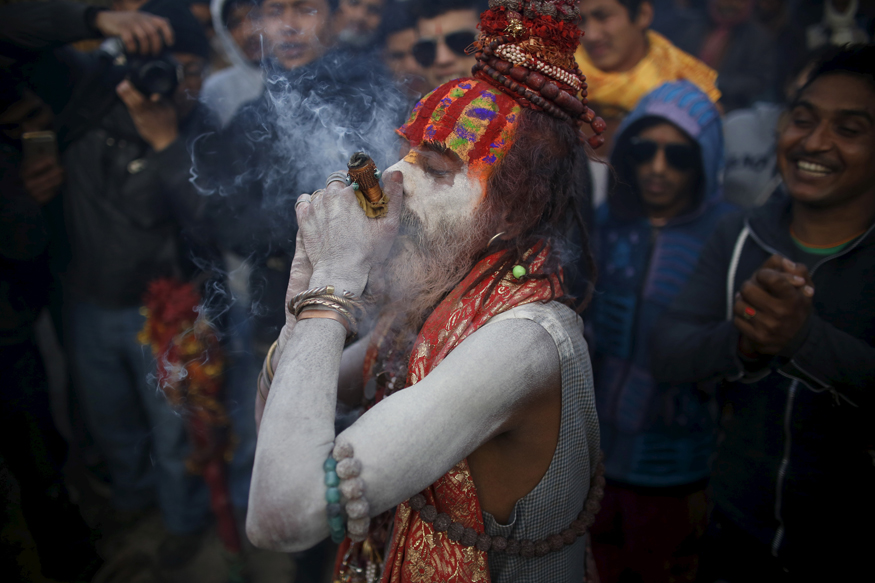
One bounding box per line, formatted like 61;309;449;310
582;20;604;44
383;167;405;204
801;120;832;154
283;12;303;35
434;39;455;68
651;147;668;174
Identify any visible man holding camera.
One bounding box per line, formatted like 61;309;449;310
0;0;217;568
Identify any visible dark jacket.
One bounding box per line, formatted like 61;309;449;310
0;0;216;308
652;193;875;573
590;81;738;487
674;17;777;111
193;50;407;345
0;141;52;345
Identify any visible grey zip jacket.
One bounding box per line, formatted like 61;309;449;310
651;192;875;577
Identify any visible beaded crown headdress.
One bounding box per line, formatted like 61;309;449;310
473;0;607;148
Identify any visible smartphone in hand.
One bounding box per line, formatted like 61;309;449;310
21;130;58;163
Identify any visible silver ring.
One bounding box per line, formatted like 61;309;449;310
325;171;350;188
295;193;311;210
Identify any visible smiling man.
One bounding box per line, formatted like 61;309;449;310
247;2;609;581
587;81;736;582
652;44;875;581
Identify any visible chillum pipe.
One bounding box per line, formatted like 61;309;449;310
347;152;384;205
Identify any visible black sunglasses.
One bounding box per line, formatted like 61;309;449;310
411;30;477;68
628;137;697;171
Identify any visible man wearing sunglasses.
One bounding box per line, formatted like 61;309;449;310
587;80;737;582
410;0;480;91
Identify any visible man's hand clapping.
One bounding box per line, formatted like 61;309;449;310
733;254;814;357
94;10;174;55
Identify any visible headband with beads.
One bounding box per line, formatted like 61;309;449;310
472;0;607;149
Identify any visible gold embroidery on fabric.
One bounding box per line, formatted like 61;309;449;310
372;246;560;583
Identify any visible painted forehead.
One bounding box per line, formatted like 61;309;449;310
398;78;521;173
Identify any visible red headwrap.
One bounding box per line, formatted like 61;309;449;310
397;78;522;174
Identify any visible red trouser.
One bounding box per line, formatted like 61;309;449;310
590;481;708;583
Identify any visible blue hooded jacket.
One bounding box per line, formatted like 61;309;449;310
589;81;739;487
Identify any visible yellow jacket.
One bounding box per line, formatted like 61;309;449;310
576;30;720;117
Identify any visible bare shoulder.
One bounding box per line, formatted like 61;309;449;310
463;316;564;520
431;316;561;402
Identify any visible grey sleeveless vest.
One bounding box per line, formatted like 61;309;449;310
483;301;600;583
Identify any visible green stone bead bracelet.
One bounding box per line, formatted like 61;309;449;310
324;454;346;542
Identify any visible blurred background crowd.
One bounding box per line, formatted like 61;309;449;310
0;0;872;582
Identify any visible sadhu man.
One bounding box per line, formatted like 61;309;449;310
248;1;607;581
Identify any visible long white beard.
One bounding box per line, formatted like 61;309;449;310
369;206;493;331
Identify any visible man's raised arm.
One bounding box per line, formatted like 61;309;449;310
249;306;560;551
246;174;562;552
0;0;172;57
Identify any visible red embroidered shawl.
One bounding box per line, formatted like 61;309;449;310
362;245;562;583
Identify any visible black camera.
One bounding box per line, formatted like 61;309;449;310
99;37;181;98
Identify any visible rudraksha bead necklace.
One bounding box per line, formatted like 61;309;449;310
408;459;606;556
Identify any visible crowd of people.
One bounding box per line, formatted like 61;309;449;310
0;0;872;582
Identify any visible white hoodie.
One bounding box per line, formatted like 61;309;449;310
201;0;265;126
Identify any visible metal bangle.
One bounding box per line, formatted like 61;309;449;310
257;370;269;401
289;285;333;311
318;294;363;316
264;340;278;383
296;298;358;335
289;286;362;317
297;307;352;335
297;297;356;322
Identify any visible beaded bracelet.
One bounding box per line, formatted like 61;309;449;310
333;438;371;543
324;454;346;543
408;457;606;556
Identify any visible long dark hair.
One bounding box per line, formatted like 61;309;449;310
468;108;597;311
